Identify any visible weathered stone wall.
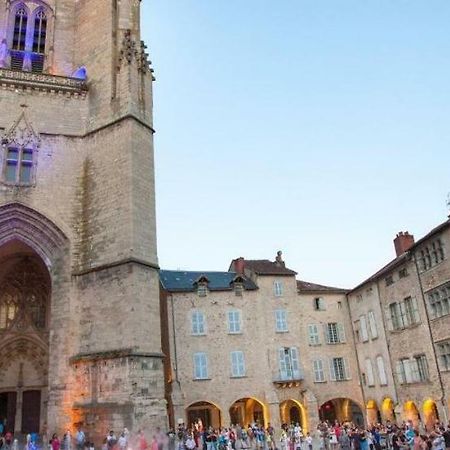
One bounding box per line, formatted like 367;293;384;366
347;281;397;422
164;274;364;432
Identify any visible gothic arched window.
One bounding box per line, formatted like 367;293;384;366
10;6;28;70
12;7;27;51
8;3;51;73
31;9;47;72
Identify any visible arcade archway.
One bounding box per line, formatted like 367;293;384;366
186;401;222;430
229;397;267;427
403;401;420;427
423;399;439;432
366;400;381;426
280;399;308;431
319;398;364;426
0;240;50;434
381;398;395;422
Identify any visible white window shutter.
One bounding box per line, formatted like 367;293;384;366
368;311;378;339
376;356;387;385
290;347;300;378
343;357;351;380
404;359;413;383
279;348;288;380
385;306;393;331
323;323;330;344
338;323;346;343
360;315;369;342
329;358;336;381
396;361;405;384
412;297;420;323
410;358;420;382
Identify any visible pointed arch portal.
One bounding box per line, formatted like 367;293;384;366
0;203;67;435
0;239;51;433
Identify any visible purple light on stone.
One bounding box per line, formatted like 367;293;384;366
72;66;87;80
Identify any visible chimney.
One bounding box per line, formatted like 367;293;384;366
394;231;415;257
234;257;245;274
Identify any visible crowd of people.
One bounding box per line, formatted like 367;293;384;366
0;419;450;450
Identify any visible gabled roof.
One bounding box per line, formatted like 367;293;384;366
351;218;450;293
160;270;258;293
297;280;348;294
238;259;297;276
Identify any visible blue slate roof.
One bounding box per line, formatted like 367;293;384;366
160;270;258;292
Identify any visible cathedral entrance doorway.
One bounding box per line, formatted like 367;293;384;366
0;240;50;434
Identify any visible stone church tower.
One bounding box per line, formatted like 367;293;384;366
0;0;166;440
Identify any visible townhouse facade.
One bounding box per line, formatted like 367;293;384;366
160;255;363;431
160;218;450;432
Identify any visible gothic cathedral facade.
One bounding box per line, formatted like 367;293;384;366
0;0;166;439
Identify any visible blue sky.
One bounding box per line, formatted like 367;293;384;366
141;1;450;287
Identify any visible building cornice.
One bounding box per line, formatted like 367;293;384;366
0;68;87;97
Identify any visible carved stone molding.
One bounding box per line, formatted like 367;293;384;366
0;68;87;97
0;202;68;268
119;29;155;78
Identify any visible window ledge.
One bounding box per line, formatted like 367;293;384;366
390;322;421;333
430;314;450;322
192;378;211;382
275;330;289;334
230;375;247;379
191;333;207;337
0;68;88;96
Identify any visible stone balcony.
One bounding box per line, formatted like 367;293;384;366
0;68;87;96
273;370;305;388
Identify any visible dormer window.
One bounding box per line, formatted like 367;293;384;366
7;3;52;73
197;284;207;297
232;275;245;297
195;276;209;297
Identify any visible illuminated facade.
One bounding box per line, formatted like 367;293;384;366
0;0;166;441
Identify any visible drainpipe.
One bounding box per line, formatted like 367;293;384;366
345;292;368;424
170;293;179;383
412;254;448;424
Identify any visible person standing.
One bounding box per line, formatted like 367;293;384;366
51;434;61;450
76;430;86;450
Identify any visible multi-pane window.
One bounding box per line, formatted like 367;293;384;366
193;352;208;379
325;323;346;344
417;238;445;272
365;359;375;386
313;359;325;382
385;275;394;286
329;357;350;381
3;146;34;185
436;340;450;372
368;311;378;339
278;347;301;380
308;324;320;345
273;281;283;297
428;282;450;319
228;310;241;334
387;297;420;330
314;297;326;311
359;315;369;342
376;356;388;386
275;309;288;332
230;351;245;377
396;355;429;384
197;283;207;297
191;311;205;335
399;268;409;279
234;282;244;297
12;8;27;50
